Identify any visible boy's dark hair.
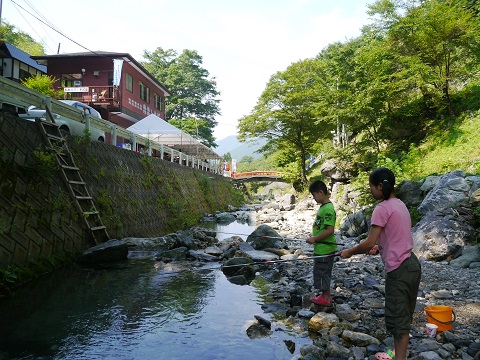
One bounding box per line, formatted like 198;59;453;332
369;167;395;200
309;180;328;194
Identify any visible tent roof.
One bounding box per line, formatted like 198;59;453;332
127;114;221;159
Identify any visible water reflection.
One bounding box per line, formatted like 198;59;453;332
0;220;310;360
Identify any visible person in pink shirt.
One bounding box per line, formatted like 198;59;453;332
340;168;421;360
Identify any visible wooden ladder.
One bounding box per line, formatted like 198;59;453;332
35;106;109;245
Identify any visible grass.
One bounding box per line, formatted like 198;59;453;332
402;112;480;178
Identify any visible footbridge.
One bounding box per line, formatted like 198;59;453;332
231;171;287;183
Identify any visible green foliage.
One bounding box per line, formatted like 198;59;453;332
28;149;58;180
0;20;45;55
240;155;254;164
21;74;64;98
0;266;17;286
400;113;480;178
409;207;423;226
238;58;335;185
223;152;232;163
142;48;220;148
237;0;480;184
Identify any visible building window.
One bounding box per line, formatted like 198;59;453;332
126;73;133;92
61;73;82;87
154;93;162;111
19;63;30;81
139;82;150;103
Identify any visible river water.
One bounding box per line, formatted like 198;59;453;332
0;221;312;360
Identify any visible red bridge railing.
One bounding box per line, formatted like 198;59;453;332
231;171;282;179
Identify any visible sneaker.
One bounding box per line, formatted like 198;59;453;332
309;295;332;306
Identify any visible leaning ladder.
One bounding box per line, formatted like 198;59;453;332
35;106;109;245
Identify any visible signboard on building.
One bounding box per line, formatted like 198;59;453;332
64;87;89;93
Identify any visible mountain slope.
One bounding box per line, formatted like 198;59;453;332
215;137;267;160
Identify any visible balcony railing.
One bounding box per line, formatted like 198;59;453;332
65;86;120;107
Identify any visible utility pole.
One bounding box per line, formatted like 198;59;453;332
0;0;3;21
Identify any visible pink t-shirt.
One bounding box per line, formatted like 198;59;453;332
371;198;413;272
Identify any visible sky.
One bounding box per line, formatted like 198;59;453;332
2;0;373;141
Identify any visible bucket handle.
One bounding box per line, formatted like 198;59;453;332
425;309;456;325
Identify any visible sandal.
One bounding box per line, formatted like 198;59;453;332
375;350;395;360
309;295;332;306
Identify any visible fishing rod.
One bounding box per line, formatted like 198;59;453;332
211;231;344;245
221;252;341;269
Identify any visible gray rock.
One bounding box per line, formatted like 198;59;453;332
227;275;249;285
237;241;279;261
245;321;272;338
413;208;474;261
420;176;441;193
431;289;453;299
187;250;219;262
418;170;469;215
450;245;480;268
340;209;370;237
342;330;381;346
397;179;425;207
246;224;285;249
156;246;188;260
416;351;443;360
77;239;128;264
300;344;326;359
215;212;236;224
326;341;351;359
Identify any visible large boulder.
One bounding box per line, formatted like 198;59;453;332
417;170;470;215
77;239;128;264
320;158;355;182
412;208;476;261
247;224;286;250
340;209;370;237
397;180;425;208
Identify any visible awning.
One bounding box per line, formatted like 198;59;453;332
127;114;221;159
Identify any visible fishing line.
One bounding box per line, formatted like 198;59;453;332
211;231;344;245
221;252;341;269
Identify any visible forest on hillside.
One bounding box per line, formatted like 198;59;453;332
3;0;480;190
237;0;480;188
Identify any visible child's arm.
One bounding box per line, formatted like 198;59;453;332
340;225;381;258
306;225;334;244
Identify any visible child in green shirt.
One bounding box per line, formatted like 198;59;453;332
306;180;337;306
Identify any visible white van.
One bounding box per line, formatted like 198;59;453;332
19;100;105;142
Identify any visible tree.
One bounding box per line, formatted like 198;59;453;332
369;0;480;116
238;58;335;186
223;152;232;163
240;155;254;164
0;20;44;55
21;74;63;98
142;48;221;148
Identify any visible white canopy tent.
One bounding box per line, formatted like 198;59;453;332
127;114;221;159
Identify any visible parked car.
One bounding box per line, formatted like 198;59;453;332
19;100;105;142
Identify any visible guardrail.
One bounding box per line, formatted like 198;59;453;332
0;76;221;173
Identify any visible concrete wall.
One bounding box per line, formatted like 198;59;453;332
0;112;237;271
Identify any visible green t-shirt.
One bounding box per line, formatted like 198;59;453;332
312;201;337;255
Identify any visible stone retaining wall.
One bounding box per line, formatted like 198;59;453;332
0;112;237;270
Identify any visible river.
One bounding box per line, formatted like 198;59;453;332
0;220;312;360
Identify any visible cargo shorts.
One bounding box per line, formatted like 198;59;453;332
385;252;421;337
313;255;334;291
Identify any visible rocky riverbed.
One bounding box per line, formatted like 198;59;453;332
81;173;480;359
249;236;480;360
236;191;480;360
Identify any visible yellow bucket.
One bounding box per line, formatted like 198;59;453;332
425;305;455;332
